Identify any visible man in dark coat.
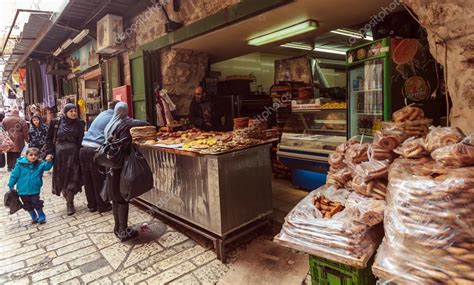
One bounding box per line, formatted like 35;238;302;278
2;109;29;171
188;86;219;131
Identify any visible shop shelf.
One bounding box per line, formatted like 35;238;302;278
310;255;376;285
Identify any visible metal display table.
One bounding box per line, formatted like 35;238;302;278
135;143;273;262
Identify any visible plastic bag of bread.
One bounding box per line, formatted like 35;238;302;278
367;144;397;161
374;158;474;284
345;143;369;164
431;134;474;168
328;152;345;170
275;186;383;259
351;176;387;200
424;126;464;152
372;131;403;151
345;192;385;227
326;167;352;189
392;105;424;123
354;159;390;181
394;137;429;158
335;138;359;154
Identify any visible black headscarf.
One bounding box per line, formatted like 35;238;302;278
60;103;82;140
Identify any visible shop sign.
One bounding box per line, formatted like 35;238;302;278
80;41;99;71
403;76;430;102
68;50;81;73
67;41;99;73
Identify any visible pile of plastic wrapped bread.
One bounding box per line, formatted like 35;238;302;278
374;131;474;284
275;186;385;261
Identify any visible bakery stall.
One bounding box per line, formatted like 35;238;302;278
131;126;275;262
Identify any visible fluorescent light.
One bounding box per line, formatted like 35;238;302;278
331;29;373;41
53;47;62;57
248;20;318;46
314;47;347;55
61;38;73;50
281;42;313;51
72;29;89;43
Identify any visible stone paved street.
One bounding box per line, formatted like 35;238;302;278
0;168;229;284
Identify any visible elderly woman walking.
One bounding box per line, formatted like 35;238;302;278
103;102;147;241
44;104;84;215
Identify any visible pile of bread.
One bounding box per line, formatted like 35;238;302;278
276;187;385;259
130;126;158;143
374;130;473;284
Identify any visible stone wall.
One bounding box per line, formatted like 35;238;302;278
161;48;209;115
123;0;240;51
404;1;474;133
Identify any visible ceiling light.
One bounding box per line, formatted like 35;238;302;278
53;47;62;57
314;47;347;55
61;38;73;50
281;42;313;51
72;29;89;43
331;29;373;41
248;20;318;46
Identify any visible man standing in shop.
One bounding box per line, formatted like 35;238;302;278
79;101;119;213
189;86;217;131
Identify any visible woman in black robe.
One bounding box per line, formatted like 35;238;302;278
45;103;84;215
103;102;147;241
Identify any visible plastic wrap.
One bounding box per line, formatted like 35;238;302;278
372;131;404;151
382;119;432;138
394;137;429;158
354;160;390;181
374;158;474;284
277;186;385;259
345;143;369;164
328;152;345;170
327;167;352;189
392;105;424;123
431;135;474;168
351;176;387;200
367;144;397;161
424;126;465;152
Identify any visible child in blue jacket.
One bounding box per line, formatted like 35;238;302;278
8;147;53;224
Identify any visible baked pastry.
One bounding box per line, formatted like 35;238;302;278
394;137;429;158
424;126;465;152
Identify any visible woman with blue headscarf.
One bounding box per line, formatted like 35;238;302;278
44;103;85;215
103;102;148;242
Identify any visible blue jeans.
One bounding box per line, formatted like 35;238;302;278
19;194;44;211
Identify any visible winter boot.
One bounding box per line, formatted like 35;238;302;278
65;192;75;216
28;210;38;224
36;209;46;224
116;203;138;242
112;202;120;236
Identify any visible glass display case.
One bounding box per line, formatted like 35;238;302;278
280;109;347;152
277;108;347;190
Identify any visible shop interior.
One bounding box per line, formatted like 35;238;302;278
173;25;369;224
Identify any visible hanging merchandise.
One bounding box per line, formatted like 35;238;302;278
40;64;55;108
155;89;176;127
25;60;43;105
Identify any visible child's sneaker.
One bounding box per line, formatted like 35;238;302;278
36;209;46;224
28;211;38;224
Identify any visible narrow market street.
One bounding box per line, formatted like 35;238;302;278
0;168;230;284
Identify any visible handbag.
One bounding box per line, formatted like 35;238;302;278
0;126;14;152
93;135;127;169
120;144;154;201
4;190;23;214
0;153;5;168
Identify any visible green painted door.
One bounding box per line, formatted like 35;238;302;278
131;54;146;120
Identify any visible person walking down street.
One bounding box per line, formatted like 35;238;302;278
29;115;48;150
104;102;147;242
8;148;53;224
2;108;29;171
79;101;119;213
44;103;85;216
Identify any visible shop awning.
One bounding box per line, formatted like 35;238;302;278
1;12;53;83
3;0;155;82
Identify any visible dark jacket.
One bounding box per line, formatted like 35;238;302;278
189;99;219;131
106;119;148;202
44;117;85;155
29;118;48;149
